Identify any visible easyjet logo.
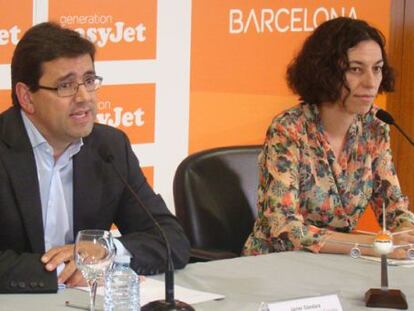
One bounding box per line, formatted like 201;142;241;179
0;0;32;64
77;22;146;47
0;25;21;45
60;15;146;48
96;106;145;128
49;0;157;60
96;84;155;144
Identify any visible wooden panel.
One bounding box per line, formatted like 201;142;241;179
388;0;414;210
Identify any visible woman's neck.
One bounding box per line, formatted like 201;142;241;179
318;102;356;159
318;102;355;138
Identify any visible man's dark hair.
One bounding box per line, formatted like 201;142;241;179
11;22;96;106
286;17;394;105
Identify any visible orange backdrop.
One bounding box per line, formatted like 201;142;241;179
0;0;32;64
0;90;10;111
0;1;392;230
189;0;391;231
189;0;391;155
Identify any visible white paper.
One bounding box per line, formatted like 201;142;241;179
267;294;343;311
76;278;224;305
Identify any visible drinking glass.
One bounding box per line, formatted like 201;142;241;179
74;230;115;311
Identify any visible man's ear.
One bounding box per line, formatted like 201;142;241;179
15;82;35;114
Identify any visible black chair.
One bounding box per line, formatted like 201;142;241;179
173;145;261;261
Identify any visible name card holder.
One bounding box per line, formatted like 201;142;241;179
260;293;343;311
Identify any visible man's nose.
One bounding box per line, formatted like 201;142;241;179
75;83;92;102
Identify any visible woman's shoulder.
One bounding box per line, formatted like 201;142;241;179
267;103;311;138
362;105;390;140
270;103;307;128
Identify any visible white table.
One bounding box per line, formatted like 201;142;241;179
2;252;413;310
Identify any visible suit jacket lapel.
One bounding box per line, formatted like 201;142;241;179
0;107;44;253
73;136;104;236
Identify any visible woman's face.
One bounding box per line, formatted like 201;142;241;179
340;40;383;115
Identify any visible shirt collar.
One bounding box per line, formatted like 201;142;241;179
20;110;83;155
21;110;47;148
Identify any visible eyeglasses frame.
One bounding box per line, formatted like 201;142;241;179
36;75;103;97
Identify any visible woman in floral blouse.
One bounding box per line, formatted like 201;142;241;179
243;17;414;259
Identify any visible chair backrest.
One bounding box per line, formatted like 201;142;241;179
173;145;261;256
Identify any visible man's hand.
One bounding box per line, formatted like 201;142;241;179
65;269;87;287
41;244;85;285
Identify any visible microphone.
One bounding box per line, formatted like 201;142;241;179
98;145;194;311
375;109;414;146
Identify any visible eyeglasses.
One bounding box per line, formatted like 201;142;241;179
37;75;103;97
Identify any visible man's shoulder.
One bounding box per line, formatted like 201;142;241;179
82;123;130;154
0;106;28;148
0;106;20;122
80;124;133;164
89;123;127;140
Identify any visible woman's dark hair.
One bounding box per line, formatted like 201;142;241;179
11;22;96;107
286;17;394;105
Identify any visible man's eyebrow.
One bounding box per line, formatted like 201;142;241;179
56;73;76;82
83;70;96;76
56;70;96;82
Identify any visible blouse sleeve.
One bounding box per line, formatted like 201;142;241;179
243;122;330;256
370;123;414;230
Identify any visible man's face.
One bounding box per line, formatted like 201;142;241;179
27;54;97;151
341;40;383;115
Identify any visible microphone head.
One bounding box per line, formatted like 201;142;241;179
98;144;114;163
375;109;394;125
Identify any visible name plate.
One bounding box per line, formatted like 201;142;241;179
266;294;343;311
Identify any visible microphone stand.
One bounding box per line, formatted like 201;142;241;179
392;122;414;146
376;109;414;146
103;152;194;311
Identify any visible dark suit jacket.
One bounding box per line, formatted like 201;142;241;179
0;106;190;293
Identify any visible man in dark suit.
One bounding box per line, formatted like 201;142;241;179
0;22;190;293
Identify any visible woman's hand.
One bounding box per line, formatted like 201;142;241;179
389;226;414;259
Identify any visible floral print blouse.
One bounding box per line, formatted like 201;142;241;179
243;102;414;255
